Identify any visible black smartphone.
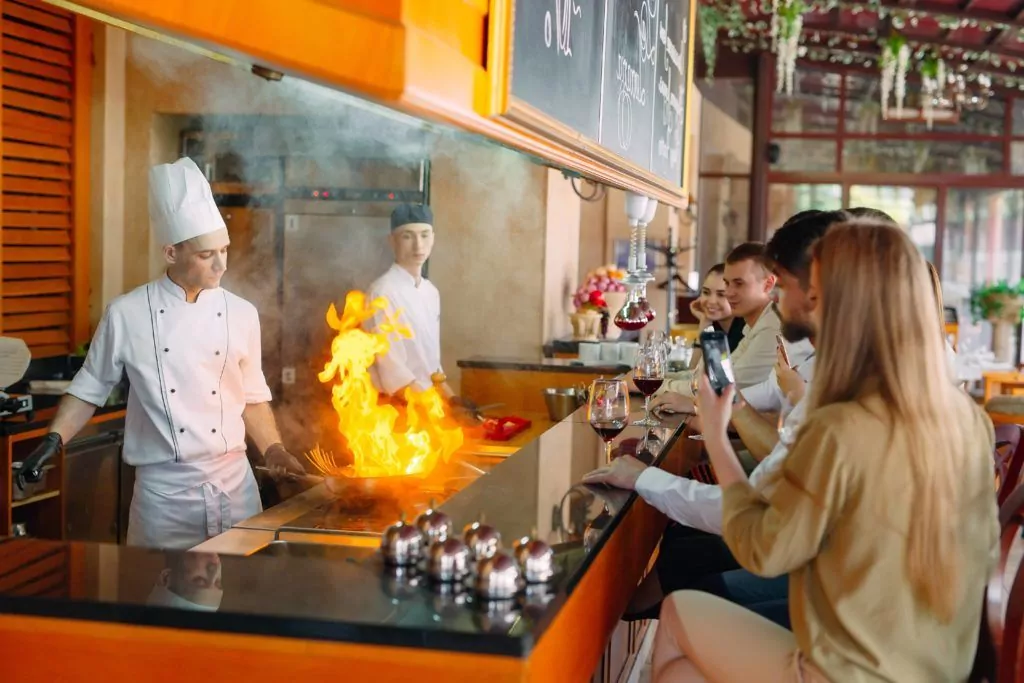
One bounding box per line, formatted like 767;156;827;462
700;329;736;396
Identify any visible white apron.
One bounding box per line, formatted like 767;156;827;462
127;451;261;550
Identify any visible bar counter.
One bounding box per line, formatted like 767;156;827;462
0;409;700;682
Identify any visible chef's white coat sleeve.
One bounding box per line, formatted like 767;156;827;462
241;310;273;404
66;306;123;407
364;302;417;396
634;467;725;535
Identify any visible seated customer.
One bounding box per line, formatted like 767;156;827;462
654;242;809;414
656;220;998;682
583;209;845;626
687;263;744;371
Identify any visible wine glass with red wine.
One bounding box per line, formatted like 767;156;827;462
632;338;666;426
588;379;630;463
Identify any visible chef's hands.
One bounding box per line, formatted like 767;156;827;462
263;443;306;481
16;432;62;491
582;454;648;490
650;391;695;415
695;374;734;441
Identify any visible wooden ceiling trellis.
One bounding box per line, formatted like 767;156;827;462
703;0;1024;90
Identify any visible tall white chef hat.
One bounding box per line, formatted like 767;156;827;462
148;157;226;246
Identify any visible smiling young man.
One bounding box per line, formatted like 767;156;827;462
16;157;304;550
654;241;804;414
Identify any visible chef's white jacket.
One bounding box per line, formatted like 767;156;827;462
68;275;272;465
366;264;443;395
67;275;272;549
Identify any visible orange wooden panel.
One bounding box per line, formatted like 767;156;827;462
3;88;71;117
4;36;71;66
1;194;69;211
3;159;72;179
3;278;70;296
71;13;90;348
2;19;72;51
460;367;622;414
4;140;71;162
1;51;69;80
1;210;69;227
0;615;524;683
3;245;70;261
27;342;66;357
10;0;71;17
2;310;68;330
15;327;68;345
3;227;70;243
3;177;70;195
4;122;71;146
3;262;70;278
3;107;72;135
2;295;68;312
3;1;72;33
4;72;71;99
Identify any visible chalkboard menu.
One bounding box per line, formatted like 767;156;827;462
507;0;692;188
510;0;606;141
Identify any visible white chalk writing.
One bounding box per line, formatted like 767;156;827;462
544;0;583;57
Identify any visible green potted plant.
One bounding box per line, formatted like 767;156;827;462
971;281;1024;363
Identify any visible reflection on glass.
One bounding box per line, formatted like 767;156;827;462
148;552;223;612
843;139;1004;175
942;189;1024;311
697;177;750;274
848;186;938;262
772;68;841;133
698;78;754;174
767;184;842;239
769;138;838;173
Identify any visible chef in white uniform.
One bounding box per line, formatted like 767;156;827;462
18;157;305;550
366;204;460;401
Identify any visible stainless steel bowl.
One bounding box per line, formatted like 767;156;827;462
464;521;502;561
427;538;472;582
379;520;427;567
543;388;582;422
474;551;522;600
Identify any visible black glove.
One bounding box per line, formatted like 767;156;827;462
16;432;62;492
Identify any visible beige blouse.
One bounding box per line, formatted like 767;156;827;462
722;392;999;683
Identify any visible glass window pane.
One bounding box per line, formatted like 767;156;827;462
772;68;840;133
848;186;938;262
845;72;1005;136
698;79;753;174
942;189;1024;312
843;139;1004;175
767;184;842;238
1013;99;1024;136
697;177;750;275
1012;142;1024;175
770;139;837;172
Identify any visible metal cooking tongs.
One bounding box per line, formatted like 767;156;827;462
254;465;324;485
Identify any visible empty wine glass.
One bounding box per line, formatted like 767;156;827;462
588;379;630;462
632;339;666;427
688;371;704;441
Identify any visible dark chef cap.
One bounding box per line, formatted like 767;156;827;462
390;203;433;231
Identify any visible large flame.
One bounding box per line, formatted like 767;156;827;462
314;290;464;478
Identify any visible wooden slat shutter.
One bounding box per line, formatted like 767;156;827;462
0;0;89;359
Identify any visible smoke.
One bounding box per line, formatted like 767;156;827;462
125;30;553;454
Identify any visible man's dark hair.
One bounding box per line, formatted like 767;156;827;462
764;210;848;284
725;241;767;267
846;206;896;224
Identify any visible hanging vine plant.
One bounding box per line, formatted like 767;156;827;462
880;33;910;118
773;0;807;95
699;4;727;81
919;54;945;129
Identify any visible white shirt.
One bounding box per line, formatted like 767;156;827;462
366;263;442;394
68;275;272;467
636;395;809;535
663;303;789;396
740;348;816;413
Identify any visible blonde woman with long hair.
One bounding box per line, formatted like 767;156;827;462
656;221;998;682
